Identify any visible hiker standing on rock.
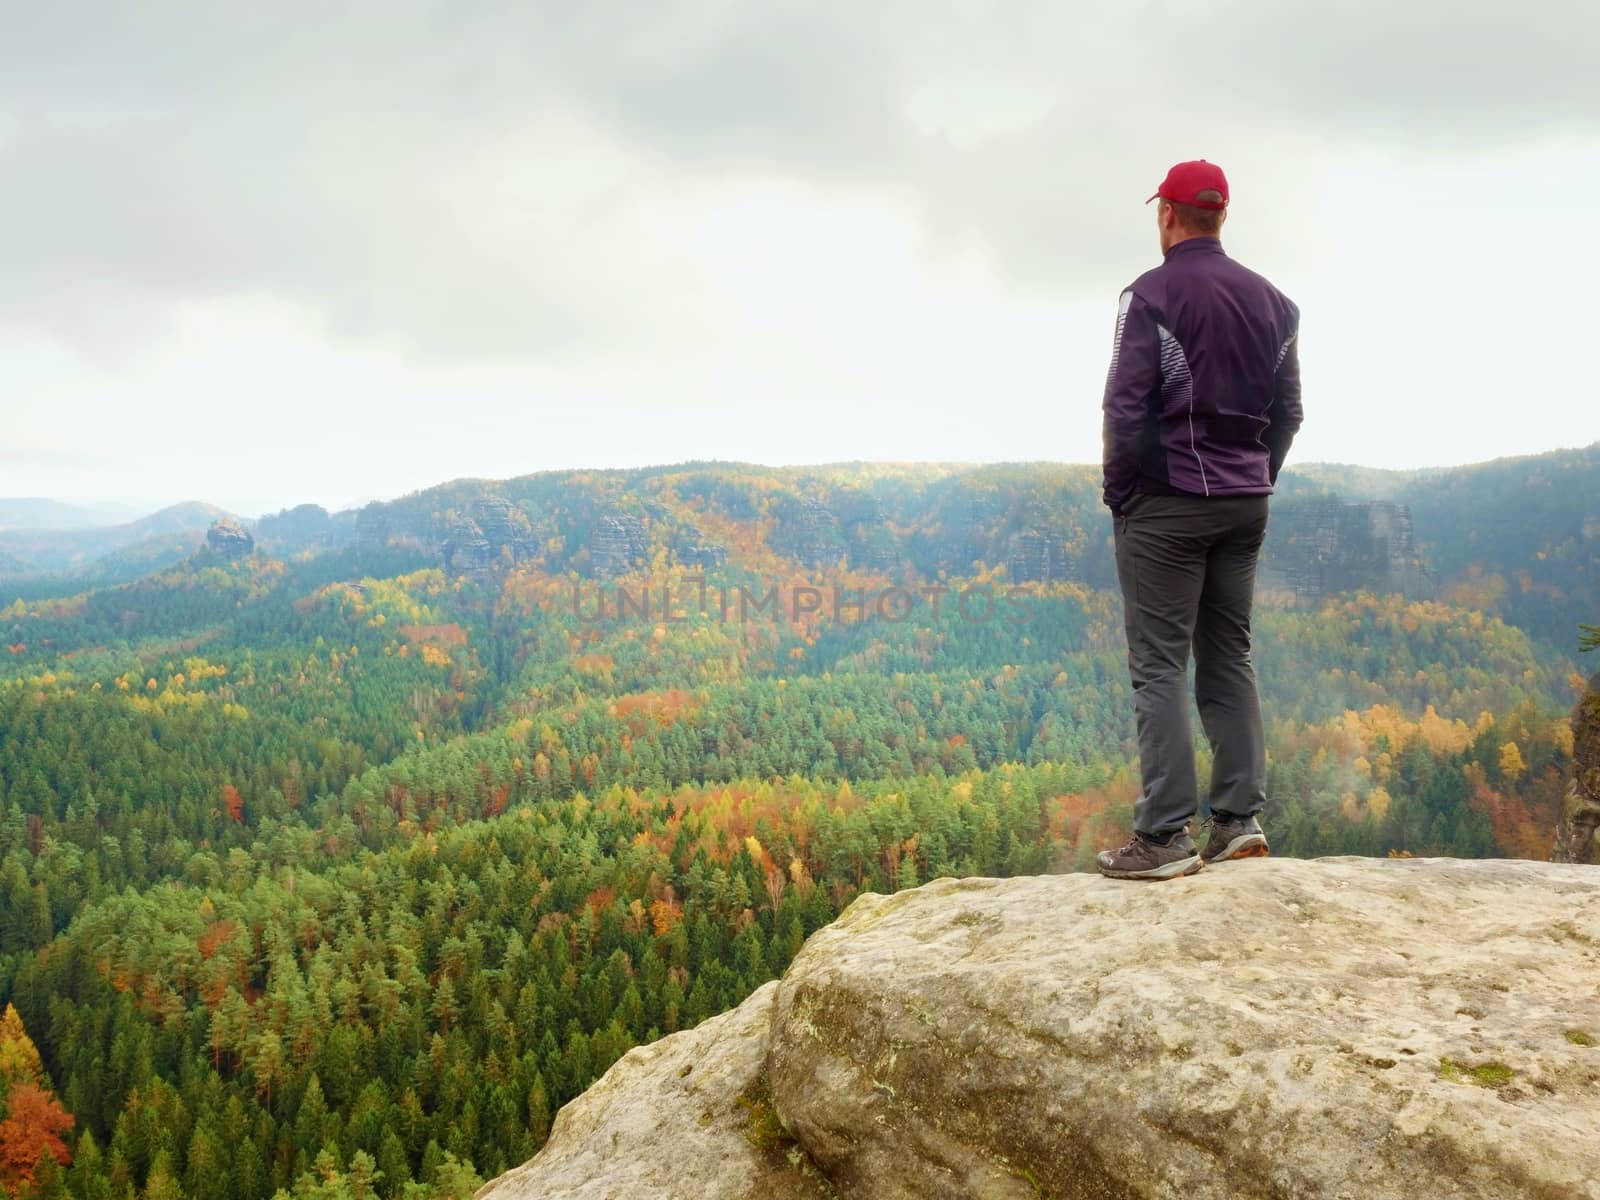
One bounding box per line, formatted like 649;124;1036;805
1096;160;1302;880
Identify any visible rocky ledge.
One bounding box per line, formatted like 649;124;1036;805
477;857;1600;1200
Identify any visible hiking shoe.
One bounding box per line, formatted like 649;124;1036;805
1096;830;1202;880
1200;812;1270;864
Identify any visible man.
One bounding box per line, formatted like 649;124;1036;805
1096;159;1302;881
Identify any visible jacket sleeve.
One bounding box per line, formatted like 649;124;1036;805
1101;287;1161;515
1263;313;1303;484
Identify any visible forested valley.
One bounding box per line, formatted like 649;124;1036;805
1;453;1594;1198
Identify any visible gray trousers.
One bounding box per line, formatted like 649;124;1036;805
1113;492;1270;838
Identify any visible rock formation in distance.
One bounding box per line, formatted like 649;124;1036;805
204;518;254;559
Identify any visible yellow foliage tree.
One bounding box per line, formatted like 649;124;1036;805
0;1003;45;1095
1498;741;1526;780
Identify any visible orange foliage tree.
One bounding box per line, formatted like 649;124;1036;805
0;1004;75;1189
0;1081;75;1187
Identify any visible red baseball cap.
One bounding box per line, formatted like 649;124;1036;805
1146;159;1229;209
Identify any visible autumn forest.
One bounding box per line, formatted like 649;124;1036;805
1;448;1596;1198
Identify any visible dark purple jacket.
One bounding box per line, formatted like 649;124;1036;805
1101;237;1301;516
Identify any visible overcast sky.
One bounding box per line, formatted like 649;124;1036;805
4;1;1597;516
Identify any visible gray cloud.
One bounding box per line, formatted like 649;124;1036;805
2;0;1595;364
1173;0;1600;138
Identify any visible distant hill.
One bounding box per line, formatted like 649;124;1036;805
0;496;142;531
6;443;1596;651
1273;462;1437;501
1393;443;1600;651
338;449;1595;653
253;502;357;554
0;499;234;584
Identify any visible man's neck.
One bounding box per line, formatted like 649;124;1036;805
1163;235;1223;258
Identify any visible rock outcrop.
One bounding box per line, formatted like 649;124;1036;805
1260;499;1435;600
772;497;847;568
442;498;541;575
589;512;650;579
442;516;494;575
471;497;524;550
830;491;904;573
1006;526;1068;583
204;518;254;559
671;521;729;570
1554;669;1600;865
479;857;1600;1200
